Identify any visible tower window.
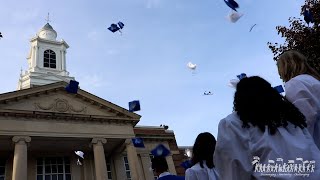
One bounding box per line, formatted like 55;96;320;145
44;49;56;68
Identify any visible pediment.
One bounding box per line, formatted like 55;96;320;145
0;82;140;121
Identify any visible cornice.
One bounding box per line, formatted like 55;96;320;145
0;109;139;126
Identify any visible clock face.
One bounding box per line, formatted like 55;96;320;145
40;31;55;39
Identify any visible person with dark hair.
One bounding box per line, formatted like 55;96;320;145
151;156;185;180
185;132;219;180
277;50;320;148
214;76;320;180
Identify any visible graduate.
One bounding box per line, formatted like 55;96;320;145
277;50;320;148
214;76;320;180
185;132;219;180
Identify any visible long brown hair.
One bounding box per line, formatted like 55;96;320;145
277;50;320;82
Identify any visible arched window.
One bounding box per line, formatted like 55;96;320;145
44;49;56;68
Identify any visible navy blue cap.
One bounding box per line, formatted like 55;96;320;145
129;100;140;112
65;80;79;94
224;0;239;11
304;9;314;24
108;24;120;33
237;73;247;80
273;85;284;93
151;144;170;157
118;21;124;29
180;160;192;170
132;137;145;148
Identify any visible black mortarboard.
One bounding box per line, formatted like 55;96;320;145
129;100;140;112
151;144;170;157
132;137;145;148
65;80;79;94
303;9;314;24
224;0;239;12
237;73;247;80
273;85;284;93
180;160;192;170
108;24;120;33
118;21;124;29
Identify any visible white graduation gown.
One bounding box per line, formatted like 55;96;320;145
185;161;219;180
214;112;320;180
285;74;320;149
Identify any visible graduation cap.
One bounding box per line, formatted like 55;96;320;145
75;151;84;166
227;12;243;23
108;23;120;33
132;137;145;148
65;80;79;94
129;100;140;112
224;0;239;12
228;79;239;88
180;160;192;170
118;21;124;29
151;144;170;157
0;32;2;38
273;85;284;93
204;91;213;95
75;151;84;159
237;73;247;80
303;8;314;25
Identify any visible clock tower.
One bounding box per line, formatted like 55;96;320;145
18;23;75;90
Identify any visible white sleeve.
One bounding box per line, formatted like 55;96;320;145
285;78;319;135
185;168;197;180
214;115;252;180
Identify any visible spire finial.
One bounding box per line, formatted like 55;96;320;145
45;13;51;23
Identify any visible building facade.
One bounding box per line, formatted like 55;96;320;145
0;23;188;180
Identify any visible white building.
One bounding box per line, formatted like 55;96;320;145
0;23;185;180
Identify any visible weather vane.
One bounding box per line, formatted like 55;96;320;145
45;13;51;23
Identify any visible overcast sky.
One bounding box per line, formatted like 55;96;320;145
0;0;304;145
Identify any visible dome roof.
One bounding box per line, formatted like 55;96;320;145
38;23;57;40
42;23;54;31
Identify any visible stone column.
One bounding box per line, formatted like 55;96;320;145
12;136;31;180
63;50;67;71
166;155;177;175
125;139;143;180
140;153;154;180
91;138;107;180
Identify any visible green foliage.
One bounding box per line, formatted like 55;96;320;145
268;0;320;73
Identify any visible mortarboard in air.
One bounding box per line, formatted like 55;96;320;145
65;80;79;94
132;137;145;148
75;151;84;166
108;23;120;33
180;160;192;170
237;73;247;80
303;8;314;24
228;79;239;88
0;32;2;38
224;0;239;12
273;85;284;93
151;144;170;157
204;91;213;95
75;151;84;159
129;100;141;112
118;21;124;29
187;62;197;70
227;12;243;23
